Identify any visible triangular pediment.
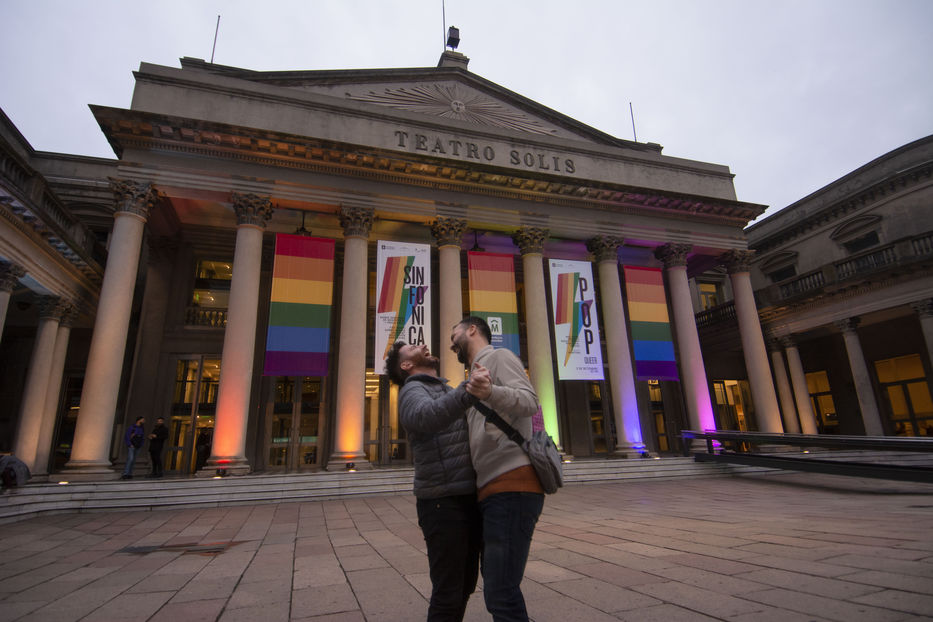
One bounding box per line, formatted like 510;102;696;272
177;57;636;148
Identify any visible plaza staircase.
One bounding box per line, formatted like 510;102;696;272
0;456;775;523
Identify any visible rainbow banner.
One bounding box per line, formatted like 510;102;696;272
468;251;520;357
549;259;603;380
375;241;431;370
623;266;678;381
263;234;335;376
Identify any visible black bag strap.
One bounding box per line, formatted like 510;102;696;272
473;401;527;446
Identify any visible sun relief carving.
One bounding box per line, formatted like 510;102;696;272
346;84;557;136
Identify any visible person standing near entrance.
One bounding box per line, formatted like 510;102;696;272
121;417;145;479
385;341;488;622
147;417;168;478
450;316;544;622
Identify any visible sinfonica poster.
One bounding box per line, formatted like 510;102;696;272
375;241;432;371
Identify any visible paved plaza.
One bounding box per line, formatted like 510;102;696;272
1;471;932;621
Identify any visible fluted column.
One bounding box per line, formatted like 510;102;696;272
66;180;156;476
781;336;819;435
329;206;375;470
0;261;26;345
587;236;643;455
512;227;560;446
912;299;933;374
836;317;884;435
431;217;467;384
721;250;782;432
206;194;273;476
14;296;66;472
768;340;800;434
655;244;716;435
34;304;78;476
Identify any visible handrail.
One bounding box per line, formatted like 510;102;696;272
681;429;933;452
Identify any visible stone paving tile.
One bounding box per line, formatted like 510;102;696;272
737;567;884;599
615;603;722;621
147;597;227;622
291;583;359;619
851;589;933;617
651;564;768;595
841;569;933;595
80;591;175;622
545;576;662;613
219;601;290;622
634;580;768;618
344;567;426;621
742;587;910;621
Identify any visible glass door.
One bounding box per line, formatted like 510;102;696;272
363;371;409;465
264;376;325;471
875;354;933;436
168;356;220;475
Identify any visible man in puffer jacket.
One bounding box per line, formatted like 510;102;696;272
385;340;491;622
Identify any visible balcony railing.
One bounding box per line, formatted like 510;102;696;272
779;269;826;299
695;301;736;328
185;306;227;328
835;245;898;280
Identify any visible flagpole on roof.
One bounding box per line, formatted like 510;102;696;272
211;15;221;64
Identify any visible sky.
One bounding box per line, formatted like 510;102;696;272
1;0;931;223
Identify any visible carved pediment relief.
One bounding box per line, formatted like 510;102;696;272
759;250;798;272
344;82;561;136
830;214;882;242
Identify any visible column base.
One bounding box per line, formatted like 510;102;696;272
612;443;651;459
61;459;120;481
326;453;372;472
197;456;251;477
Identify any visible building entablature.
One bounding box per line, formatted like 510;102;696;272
126;60;749;204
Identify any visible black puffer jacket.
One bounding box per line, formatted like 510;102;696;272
398;373;477;499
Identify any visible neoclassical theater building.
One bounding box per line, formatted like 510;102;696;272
2;49;782;478
695;136;933;439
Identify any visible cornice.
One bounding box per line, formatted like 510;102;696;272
94;109;761;228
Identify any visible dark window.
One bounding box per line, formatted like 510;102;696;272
767;265;797;282
843;231;879;254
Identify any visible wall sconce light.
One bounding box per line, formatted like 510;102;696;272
215;468;228;477
345;462;356;472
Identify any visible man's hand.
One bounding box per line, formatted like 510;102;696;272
466;364;492;400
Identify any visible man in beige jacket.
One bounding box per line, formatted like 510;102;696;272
451;316;544;622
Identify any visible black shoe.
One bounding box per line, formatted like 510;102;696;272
120;474;131;480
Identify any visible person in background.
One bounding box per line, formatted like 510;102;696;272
147;417;169;478
121;417;145;480
450;316;544;622
385;340;489;622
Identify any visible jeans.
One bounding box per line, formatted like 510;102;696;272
416;494;482;622
122;445;140;476
479;492;544;622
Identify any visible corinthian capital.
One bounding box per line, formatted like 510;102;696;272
512;227;549;255
586;236;622;263
0;261;26;292
430;217;467;247
339;206;374;238
36;295;67;321
109;178;157;219
232;193;274;227
654;243;692;268
720;249;755;274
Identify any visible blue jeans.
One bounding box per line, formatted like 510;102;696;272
122;445;140;476
479;492;544;622
416;494;482;621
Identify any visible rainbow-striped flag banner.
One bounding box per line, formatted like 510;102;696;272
623;266;678;380
549;259;603;380
375;241;431;369
263;234;335;376
468;251;520;357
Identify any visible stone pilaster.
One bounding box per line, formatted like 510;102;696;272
431;217;467;383
655;244;717;438
768;339;800;434
587;236;644;456
66;179;156;477
329;206;375;470
0;261;26;345
719;249;783;432
33;303;79;477
779;336;819;434
511;227;560;445
205;194;274;476
835;317;884;435
912;299;933;375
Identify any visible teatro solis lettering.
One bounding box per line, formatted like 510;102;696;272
393;130;575;173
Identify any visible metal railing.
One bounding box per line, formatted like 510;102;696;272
185;306;227;328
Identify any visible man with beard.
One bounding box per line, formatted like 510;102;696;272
385;341;491;622
450;316;543;622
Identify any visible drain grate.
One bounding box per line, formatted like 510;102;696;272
119;541;238;556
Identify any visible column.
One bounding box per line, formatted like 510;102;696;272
34;304;78;476
328;206;375;470
587;236;644;456
206;193;273;475
720;250;782;432
836;317;884;436
911;299;933;373
0;261;26;345
512;227;560;446
768;341;800;434
782;336;819;435
430;217;467;384
14;296;66;472
655;244;716;434
66;180;156;476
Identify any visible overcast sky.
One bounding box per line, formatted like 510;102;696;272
1;0;931;222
